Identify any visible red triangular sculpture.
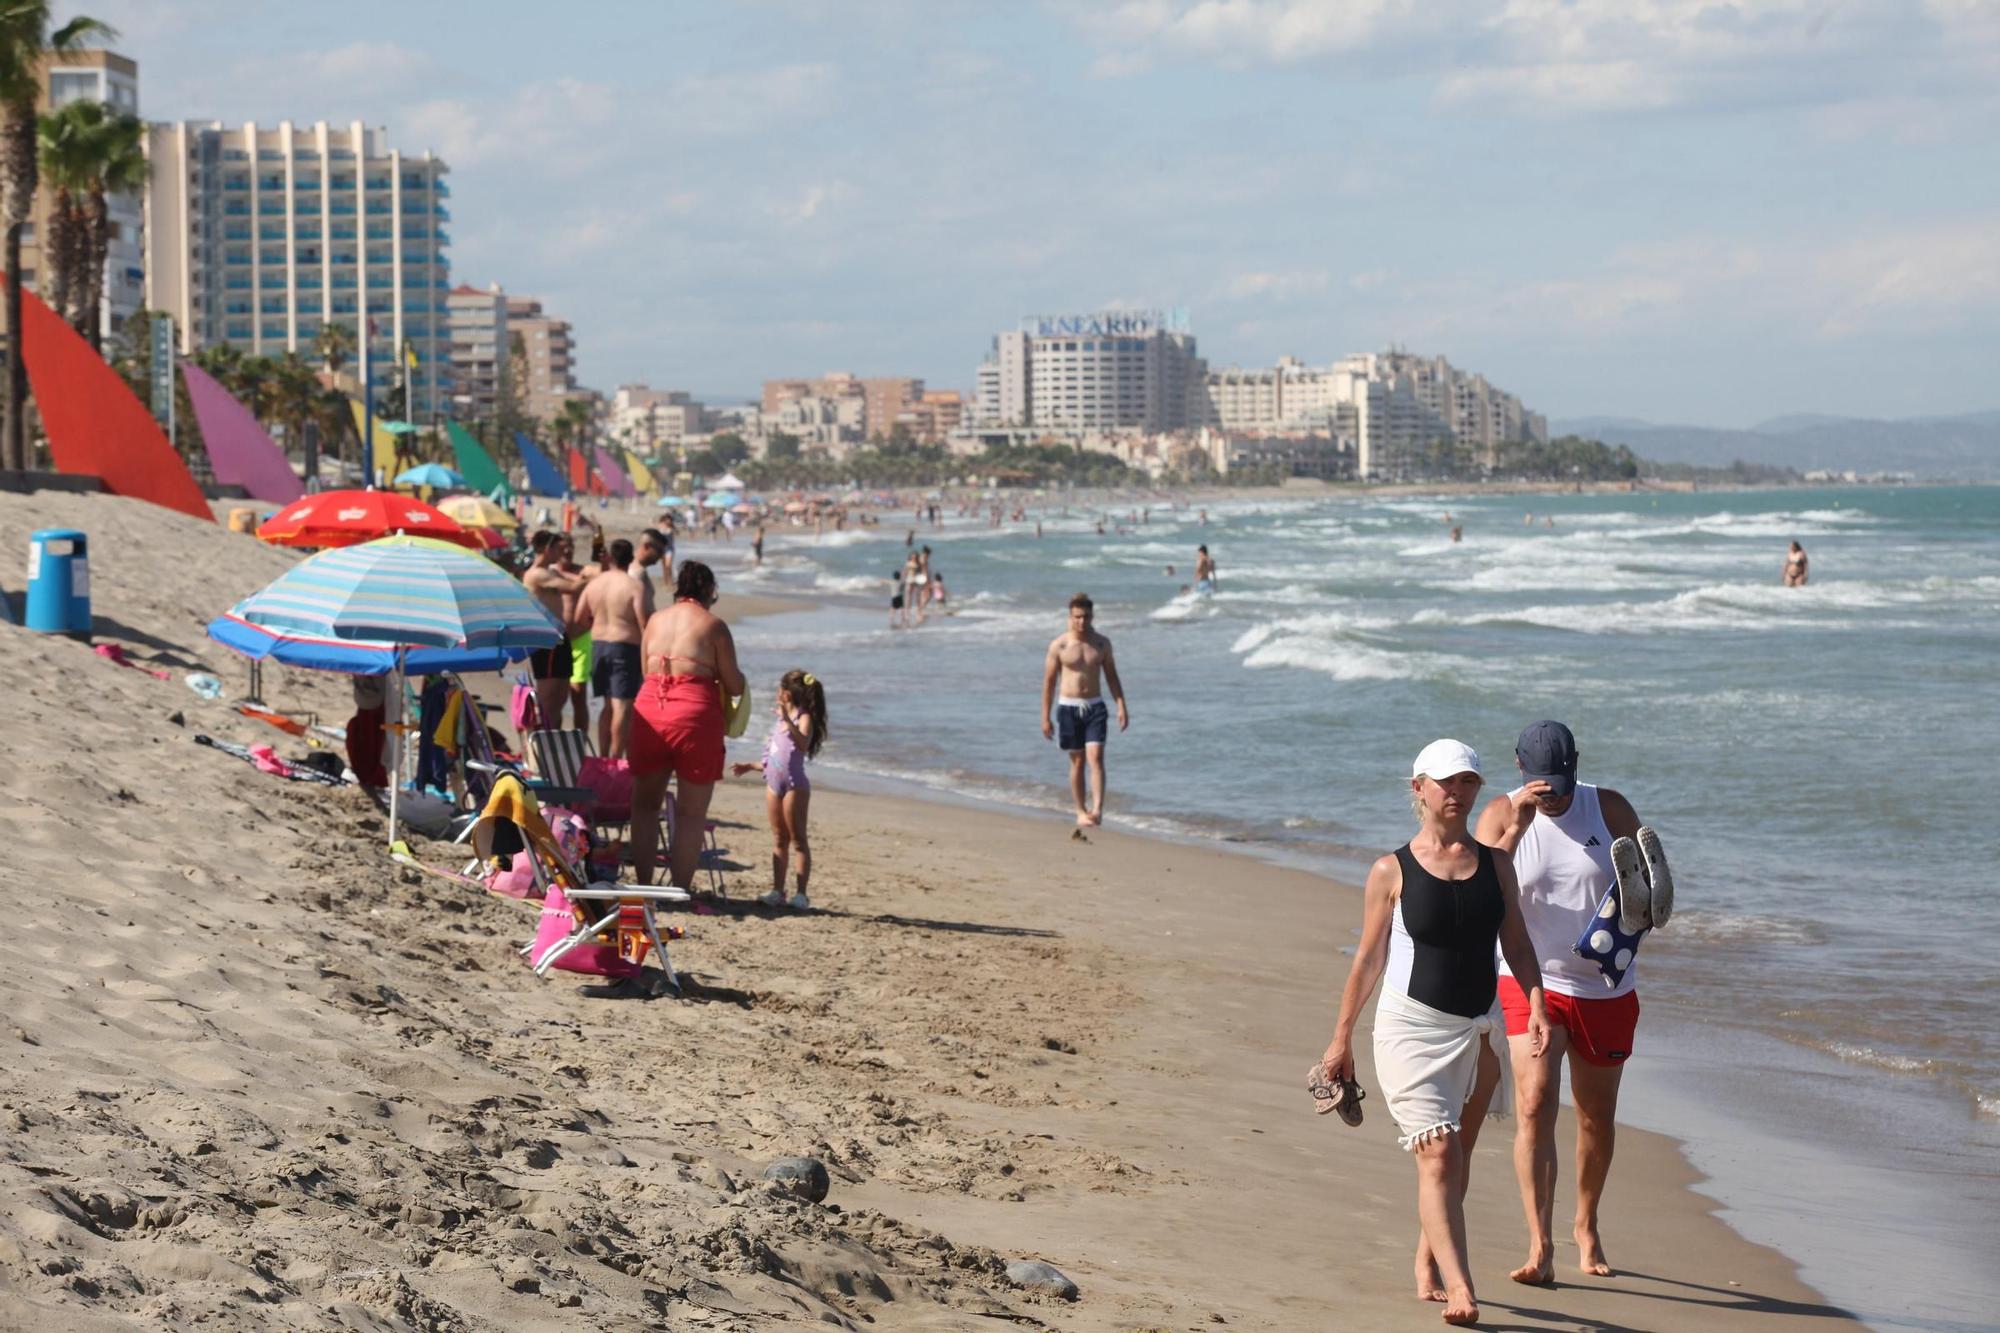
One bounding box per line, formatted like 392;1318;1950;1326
566;446;588;494
1;274;212;522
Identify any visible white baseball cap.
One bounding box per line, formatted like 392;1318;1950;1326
1412;738;1482;781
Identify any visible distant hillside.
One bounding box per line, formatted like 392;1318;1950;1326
1551;412;2000;479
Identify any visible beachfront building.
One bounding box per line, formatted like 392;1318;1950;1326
610;384;707;450
0;49;145;350
761;372;943;441
506;296;592;427
143;120;452;420
895;389;965;443
971;309;1202;433
1194;350;1548;479
444;282;508;426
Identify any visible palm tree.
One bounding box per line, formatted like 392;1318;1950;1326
554;397;592;452
77;103;142;351
31;97;91;331
314;319;355;384
0;5;115;471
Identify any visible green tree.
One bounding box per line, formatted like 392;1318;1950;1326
766;431;800;461
1;4;115;468
32;98;92;331
708;431;750;467
66;99;142;350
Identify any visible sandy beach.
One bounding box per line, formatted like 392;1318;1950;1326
0;489;1853;1330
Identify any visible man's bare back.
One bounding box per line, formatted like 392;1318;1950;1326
581;568;647;644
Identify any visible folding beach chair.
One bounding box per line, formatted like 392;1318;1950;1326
444;688;589;840
529;727;726;895
471;774;690;993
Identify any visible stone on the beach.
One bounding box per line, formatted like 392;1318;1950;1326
1005;1259;1078;1300
761;1155;830;1203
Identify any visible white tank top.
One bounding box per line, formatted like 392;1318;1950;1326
1497;783;1632;998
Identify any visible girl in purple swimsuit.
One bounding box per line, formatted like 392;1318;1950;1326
731;669;829;911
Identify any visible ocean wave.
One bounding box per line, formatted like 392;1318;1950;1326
1239;637;1450;682
1658;910;1825;947
1149;594;1213;622
813;572;888;594
1978;1092;2000;1120
1821;1042;1938;1075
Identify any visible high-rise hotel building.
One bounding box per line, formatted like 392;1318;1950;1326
143;121;451;419
973;310;1201;432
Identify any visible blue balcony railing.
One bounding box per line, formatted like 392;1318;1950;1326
224;278;251;290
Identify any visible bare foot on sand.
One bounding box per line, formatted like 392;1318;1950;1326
1441;1287;1479;1325
1085;810;1102;827
1510;1251;1554;1286
1415;1271;1447;1301
1575;1223;1614;1277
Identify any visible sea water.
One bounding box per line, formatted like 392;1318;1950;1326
723;485;2000;1327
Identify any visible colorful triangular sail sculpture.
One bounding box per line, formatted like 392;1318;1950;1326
621;448;658;497
592;445;635;499
513;431;568;498
1;274;212;521
180;361;304;505
445;421;511;502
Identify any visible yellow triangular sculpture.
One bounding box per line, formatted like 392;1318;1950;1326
622;449;658;497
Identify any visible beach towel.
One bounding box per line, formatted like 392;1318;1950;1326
1371;988;1511;1151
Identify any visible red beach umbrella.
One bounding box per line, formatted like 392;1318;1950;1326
256;489;482;551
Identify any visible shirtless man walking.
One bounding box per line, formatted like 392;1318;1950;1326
1039;592;1129;833
576;538;650;759
1474;720;1647;1286
523;530;589;730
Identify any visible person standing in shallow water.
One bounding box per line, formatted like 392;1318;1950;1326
1039;592;1127;834
1783;540;1809;586
1315;739;1547;1327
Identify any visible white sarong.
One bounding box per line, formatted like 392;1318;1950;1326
1372;987;1511;1151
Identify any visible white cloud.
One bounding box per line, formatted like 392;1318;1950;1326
1224;268;1330;300
1067;0;1996;117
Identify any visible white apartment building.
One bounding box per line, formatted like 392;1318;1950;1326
610;384;706;450
144;120;451;419
1195;349;1547;478
973;311;1199;432
445;282;507;425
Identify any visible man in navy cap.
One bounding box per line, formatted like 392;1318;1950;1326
1475;720;1646;1286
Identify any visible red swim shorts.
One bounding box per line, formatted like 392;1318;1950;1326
1498;975;1639;1066
629;674;724;785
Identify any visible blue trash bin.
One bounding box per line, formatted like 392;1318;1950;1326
25;528;91;635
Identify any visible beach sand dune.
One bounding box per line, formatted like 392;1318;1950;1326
0;491;1852;1329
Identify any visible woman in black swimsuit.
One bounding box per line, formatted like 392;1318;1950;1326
1314;739;1547;1327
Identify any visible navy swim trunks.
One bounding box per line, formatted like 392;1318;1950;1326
1056;698;1109;751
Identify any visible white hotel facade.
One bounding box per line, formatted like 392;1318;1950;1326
971;310;1545;478
143;121;452;419
974;310;1202;433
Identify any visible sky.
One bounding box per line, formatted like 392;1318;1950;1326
71;0;2000;427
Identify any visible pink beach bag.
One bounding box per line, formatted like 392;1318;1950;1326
528;881;642;979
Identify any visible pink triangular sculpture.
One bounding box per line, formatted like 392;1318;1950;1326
181;361;304;506
592;445;637;498
1;273;212;522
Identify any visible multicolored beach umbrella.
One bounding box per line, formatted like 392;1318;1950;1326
214;534;559;655
206;536;559;844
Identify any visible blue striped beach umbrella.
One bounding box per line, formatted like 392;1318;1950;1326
205;535;560;846
221;534;559;653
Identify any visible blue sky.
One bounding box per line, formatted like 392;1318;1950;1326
77;0;2000;426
